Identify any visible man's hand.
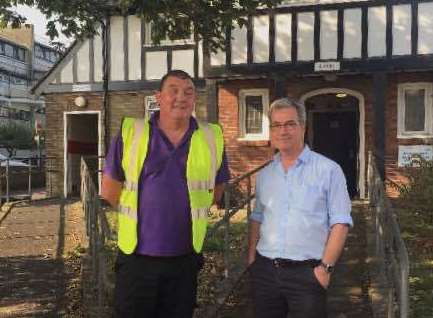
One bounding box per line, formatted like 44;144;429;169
101;174;123;208
313;265;331;289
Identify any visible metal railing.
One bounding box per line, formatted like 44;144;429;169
0;156;59;203
368;151;409;318
80;156;115;318
197;160;270;318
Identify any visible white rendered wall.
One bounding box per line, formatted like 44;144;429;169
172;50;195;76
274;13;292;62
110;16;125;81
253;15;270;63
418;2;433;54
393;5;411;56
320;10;338;60
231;23;248;64
128;16;142;80
343;8;362;58
145;51;167;80
76;40;90;82
368;6;386;57
297;12;315;61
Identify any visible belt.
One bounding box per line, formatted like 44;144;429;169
257;253;320;268
272;258;321;268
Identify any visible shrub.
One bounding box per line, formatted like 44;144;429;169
391;156;433;224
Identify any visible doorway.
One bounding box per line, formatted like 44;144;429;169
305;94;359;198
64;112;100;197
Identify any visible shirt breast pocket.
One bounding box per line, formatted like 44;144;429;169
292;185;325;214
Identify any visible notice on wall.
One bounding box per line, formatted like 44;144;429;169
398;145;433;167
314;61;340;72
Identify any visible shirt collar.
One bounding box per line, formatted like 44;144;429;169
149;111;198;131
273;145;311;166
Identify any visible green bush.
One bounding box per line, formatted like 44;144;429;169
392;156;433;224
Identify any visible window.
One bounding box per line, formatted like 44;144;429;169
239;89;270;140
145;95;159;118
16;48;25;61
35;45;44;59
398;83;433;138
144;19;194;46
4;44;14;57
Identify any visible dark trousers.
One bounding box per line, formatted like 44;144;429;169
114;251;203;318
250;253;327;318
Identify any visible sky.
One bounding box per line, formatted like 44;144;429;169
14;4;71;46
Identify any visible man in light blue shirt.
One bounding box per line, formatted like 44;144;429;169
248;97;353;318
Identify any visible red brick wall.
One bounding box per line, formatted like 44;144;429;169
218;73;433;197
44;88;208;196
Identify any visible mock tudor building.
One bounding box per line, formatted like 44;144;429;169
33;0;433;199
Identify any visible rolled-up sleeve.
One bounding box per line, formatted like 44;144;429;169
249;174;264;223
328;165;353;227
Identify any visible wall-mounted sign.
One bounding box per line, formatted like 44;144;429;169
314;61;340;72
398;145;433;167
72;84;92;92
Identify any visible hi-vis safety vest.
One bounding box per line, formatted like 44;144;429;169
117;117;224;254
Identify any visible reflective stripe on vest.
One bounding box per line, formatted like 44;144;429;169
117;117;224;254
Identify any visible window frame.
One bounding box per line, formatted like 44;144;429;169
238;88;270;141
397;82;433;139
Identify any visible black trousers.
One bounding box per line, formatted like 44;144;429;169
114;251;203;318
249;253;327;318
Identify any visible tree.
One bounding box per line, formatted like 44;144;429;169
0;123;35;157
0;0;284;52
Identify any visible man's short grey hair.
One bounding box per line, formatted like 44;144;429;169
268;97;306;125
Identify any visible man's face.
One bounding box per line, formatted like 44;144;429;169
269;107;305;153
156;76;196;122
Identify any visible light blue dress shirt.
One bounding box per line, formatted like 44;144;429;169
250;146;353;261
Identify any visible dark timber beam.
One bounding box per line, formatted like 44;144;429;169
373;73;387;180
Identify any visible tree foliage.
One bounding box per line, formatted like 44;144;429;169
0;122;34;157
1;0;284;52
391;156;433;224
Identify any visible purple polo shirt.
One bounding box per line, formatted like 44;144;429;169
104;113;230;256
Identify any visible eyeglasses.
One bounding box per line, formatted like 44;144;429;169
269;120;300;131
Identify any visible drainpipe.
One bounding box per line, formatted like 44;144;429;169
101;14;110;154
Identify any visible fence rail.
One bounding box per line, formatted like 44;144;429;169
0;156;59;203
368;151;409;318
80;156;115;318
196;160;270;318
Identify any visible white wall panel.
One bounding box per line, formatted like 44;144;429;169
145;51;167;80
253;15;269;63
110;16;125;81
210;49;225;66
392;5;411;56
418;3;433;54
275;13;292;62
297;12;315;61
320;10;338;60
60;60;73;83
172;50;194;76
76;40;90;82
344;9;362;58
231;23;248;64
368;6;386;57
128;16;142;80
94;27;103;82
198;41;203;77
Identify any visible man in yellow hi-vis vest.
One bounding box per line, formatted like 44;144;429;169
101;70;230;318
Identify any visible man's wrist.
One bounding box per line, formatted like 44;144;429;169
319;261;335;274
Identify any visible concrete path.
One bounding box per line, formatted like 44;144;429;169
217;202;374;318
0;199;85;318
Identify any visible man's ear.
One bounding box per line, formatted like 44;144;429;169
155;91;161;104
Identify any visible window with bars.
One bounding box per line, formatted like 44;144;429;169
398;83;433;138
245;95;264;134
239;89;269;140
